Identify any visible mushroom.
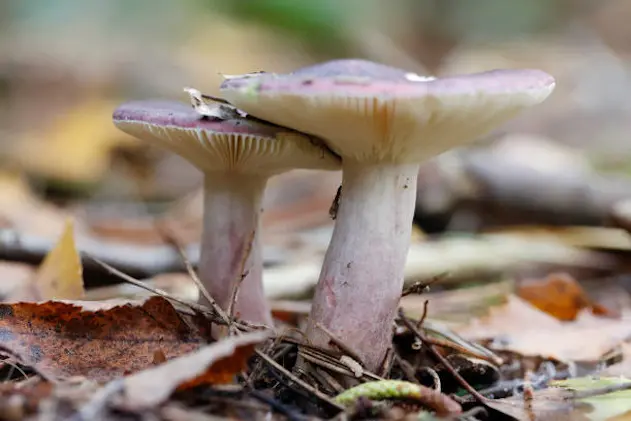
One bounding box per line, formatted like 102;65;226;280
112;99;340;326
220;59;555;370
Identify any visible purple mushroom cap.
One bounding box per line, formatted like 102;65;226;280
220;59;556;164
113;100;340;175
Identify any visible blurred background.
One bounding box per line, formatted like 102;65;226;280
3;0;631;310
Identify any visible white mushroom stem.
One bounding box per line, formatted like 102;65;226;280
306;161;419;371
199;173;272;326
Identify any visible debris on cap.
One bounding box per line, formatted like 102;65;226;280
183;87;244;120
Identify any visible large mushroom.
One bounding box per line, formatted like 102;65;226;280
220;59;555;370
112;99;340;326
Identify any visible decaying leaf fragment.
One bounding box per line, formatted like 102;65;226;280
183;87;242;120
31;219;84;300
0;296;209;381
121;330;270;410
517;273;615;321
456;295;631;362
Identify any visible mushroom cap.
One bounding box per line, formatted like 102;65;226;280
220;59;556;164
112;100;340;175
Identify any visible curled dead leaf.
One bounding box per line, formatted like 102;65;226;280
517;273;606;321
121;330;270;410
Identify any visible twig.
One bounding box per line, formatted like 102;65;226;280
1;359;29;382
314;367;345;393
315;323;364;365
254;349;344;411
397;309;487;405
394;353;419;384
379;347;395;379
155;223;232;328
249;334;286;384
85;254;211;316
299;347;382;382
309;368;341;395
401;273;448;297
227;228;256;322
416;300;429;329
86;254;264;333
299;351;361;380
418;366;442;391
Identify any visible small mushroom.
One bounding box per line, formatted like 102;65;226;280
221;59;555;369
112;100;340;325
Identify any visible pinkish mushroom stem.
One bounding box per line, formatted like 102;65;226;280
306;161;418;370
200;172;271;326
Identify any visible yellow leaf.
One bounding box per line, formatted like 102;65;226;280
12;97;137;183
32;219;84;300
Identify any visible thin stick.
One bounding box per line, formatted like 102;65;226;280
401;273;448;297
315;322;364;365
314;367;345;393
397;309;487;405
86;254;210;315
379;347;395;378
254;349;344;411
416;300;429;329
298;351;360;380
227;228;256;322
299;348;383;382
1;359;29;382
85;255;268;338
394;353;419;384
155;223;232;327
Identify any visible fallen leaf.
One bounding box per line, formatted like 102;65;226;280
485;386;576;421
517;273;613;321
12;98;136;184
29;219;84;301
0;296;209;381
456;295;631;362
553;377;631;421
122;330;270;410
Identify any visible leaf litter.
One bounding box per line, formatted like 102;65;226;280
4;89;631;421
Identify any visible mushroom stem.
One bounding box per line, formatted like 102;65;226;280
306;161;418;371
199;173;272;326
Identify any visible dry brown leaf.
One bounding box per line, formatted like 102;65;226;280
0;296;210;381
517;273;616;321
28;219;84;301
122;330;270;410
456;295;631;362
